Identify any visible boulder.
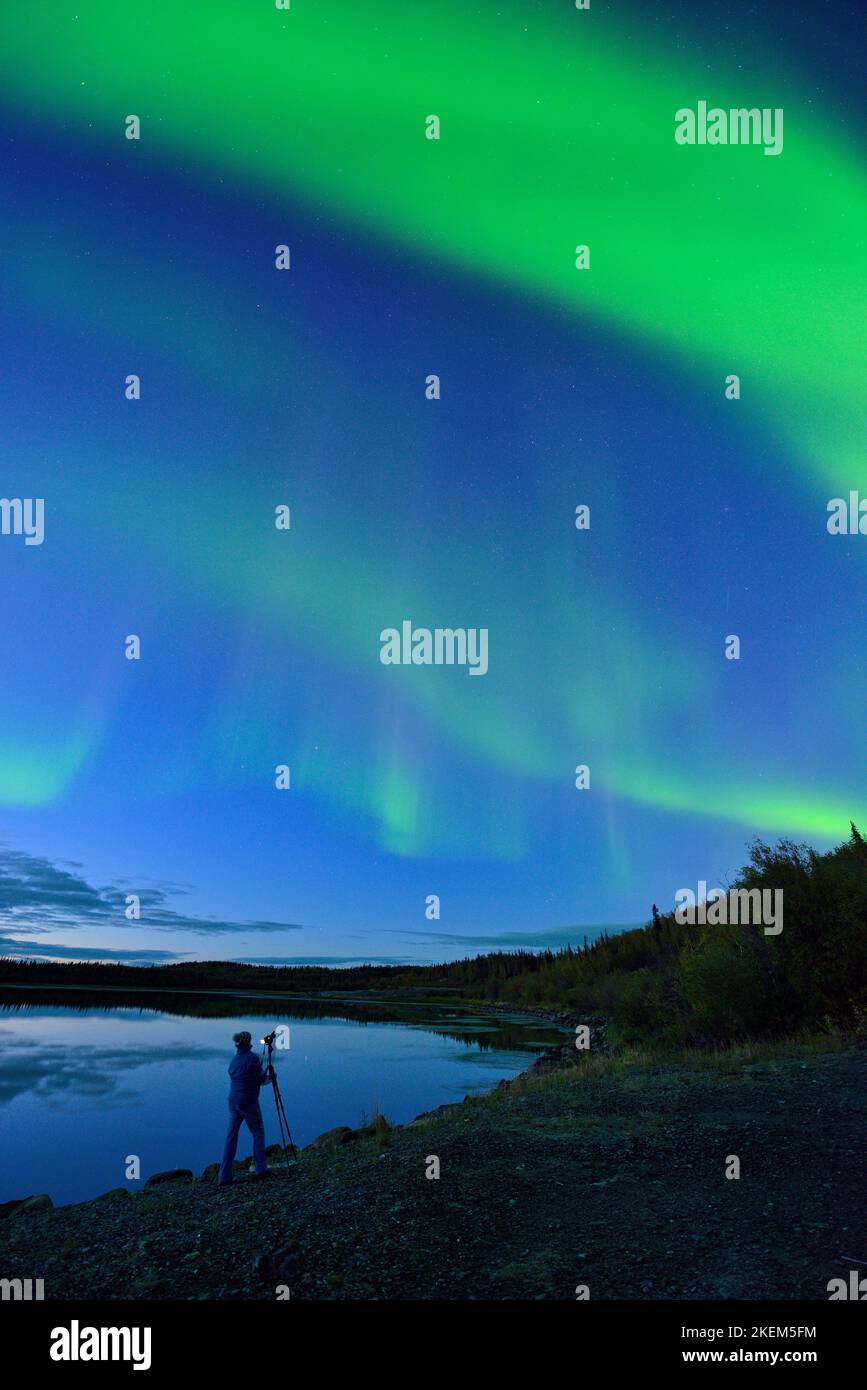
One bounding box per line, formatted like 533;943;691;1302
144;1168;193;1188
304;1126;354;1152
0;1197;31;1221
199;1159;251;1182
94;1187;130;1203
9;1194;53;1219
409;1102;462;1125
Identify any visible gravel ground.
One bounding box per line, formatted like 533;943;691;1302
1;1042;863;1301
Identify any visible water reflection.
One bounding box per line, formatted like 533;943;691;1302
0;989;563;1205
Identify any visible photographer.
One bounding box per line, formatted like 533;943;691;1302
217;1030;273;1186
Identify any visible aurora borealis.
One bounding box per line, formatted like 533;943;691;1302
0;0;864;963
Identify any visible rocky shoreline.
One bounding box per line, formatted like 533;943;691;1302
0;1003;605;1217
1;1038;863;1299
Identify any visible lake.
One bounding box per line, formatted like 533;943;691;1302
0;989;563;1205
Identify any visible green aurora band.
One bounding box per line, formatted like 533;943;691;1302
1;0;864;491
1;1;864;853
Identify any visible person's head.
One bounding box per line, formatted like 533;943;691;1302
233;1030;252;1049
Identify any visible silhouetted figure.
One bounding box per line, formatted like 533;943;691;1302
218;1030;272;1185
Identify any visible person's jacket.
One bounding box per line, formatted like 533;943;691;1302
228;1045;269;1104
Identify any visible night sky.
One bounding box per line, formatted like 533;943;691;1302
1;0;864;966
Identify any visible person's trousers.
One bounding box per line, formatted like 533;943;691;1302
219;1097;267;1183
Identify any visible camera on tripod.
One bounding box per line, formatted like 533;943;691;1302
257;1025;298;1163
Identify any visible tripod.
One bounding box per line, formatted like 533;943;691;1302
262;1037;298;1165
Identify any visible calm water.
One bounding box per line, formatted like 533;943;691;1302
0;990;562;1205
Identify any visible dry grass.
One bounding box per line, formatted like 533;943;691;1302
477;1029;855;1105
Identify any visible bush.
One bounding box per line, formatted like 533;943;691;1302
676;926;786;1041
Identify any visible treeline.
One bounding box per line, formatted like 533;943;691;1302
0;952;553;995
488;824;867;1046
2;826;865;1047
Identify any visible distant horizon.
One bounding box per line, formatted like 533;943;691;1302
0;912;638;970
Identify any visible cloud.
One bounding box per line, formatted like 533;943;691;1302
0;935;183;964
0;851;107;917
391;925;640;951
0;845;305;938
